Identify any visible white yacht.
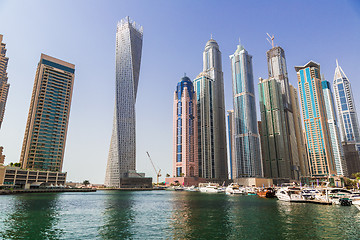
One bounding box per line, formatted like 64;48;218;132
184;186;199;192
199;183;223;193
225;183;245;195
353;200;360;210
245;187;257;195
276;184;304;202
326;188;353;205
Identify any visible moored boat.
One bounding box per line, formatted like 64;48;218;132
257;188;276;198
276;184;304;202
199;183;223;193
353;200;360;210
225;183;245;195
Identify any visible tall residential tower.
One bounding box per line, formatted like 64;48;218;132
193;72;216;178
0;35;10;129
105;17;144;187
20;54;75;172
322;77;347;176
172;76;198;178
333;60;360;151
295;61;336;177
230;43;262;178
197;38;228;180
259;45;301;182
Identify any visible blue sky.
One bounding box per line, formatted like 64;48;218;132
0;0;359;183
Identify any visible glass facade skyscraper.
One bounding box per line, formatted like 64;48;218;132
105;17;143;187
193;73;215;178
20;54;75;172
259;46;301;182
227;110;236;180
333;60;360;152
229;44;262;178
322;78;347;176
197;38;228;180
296;61;336;177
0;35;10;130
259;77;291;180
172;76;198;178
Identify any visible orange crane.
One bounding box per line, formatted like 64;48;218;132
146;151;161;185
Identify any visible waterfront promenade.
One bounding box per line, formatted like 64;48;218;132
0;188;96;195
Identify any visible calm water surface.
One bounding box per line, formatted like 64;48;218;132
0;191;360;239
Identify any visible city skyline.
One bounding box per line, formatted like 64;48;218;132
0;1;359;183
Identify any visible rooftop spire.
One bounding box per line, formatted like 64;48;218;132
334;59;348;81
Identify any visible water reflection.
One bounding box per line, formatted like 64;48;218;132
169;192;231;239
276;200;360;239
99;191;135;239
0;193;62;239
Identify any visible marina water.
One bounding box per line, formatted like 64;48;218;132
1;191;360;239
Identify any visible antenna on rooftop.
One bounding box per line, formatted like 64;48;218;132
266;33;275;48
210;33;213;39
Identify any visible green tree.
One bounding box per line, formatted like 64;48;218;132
352;172;360;180
83;180;90;186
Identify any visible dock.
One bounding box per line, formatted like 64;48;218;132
0;188;96;195
288;199;332;205
98;188;154;191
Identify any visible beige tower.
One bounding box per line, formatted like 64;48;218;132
289;84;309;177
0;34;10;129
20;54;75;172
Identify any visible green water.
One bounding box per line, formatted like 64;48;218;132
0;191;359;239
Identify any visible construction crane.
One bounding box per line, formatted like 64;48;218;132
146;151;161;185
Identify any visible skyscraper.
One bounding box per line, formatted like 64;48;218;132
289;84;309;177
295;61;336;177
230;43;262;178
322;77;347;176
199;38;228;179
105;17;143;187
193;72;216;178
20;54;75;172
172;76;198;178
333;60;360;151
259;77;291;180
0;34;10;129
259;45;300;182
227;110;236;180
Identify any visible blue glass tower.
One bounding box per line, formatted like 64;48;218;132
322;78;347;176
229;44;262;178
333;60;360;152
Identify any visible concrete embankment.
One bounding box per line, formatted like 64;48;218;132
98;188;155;191
0;188;96;195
